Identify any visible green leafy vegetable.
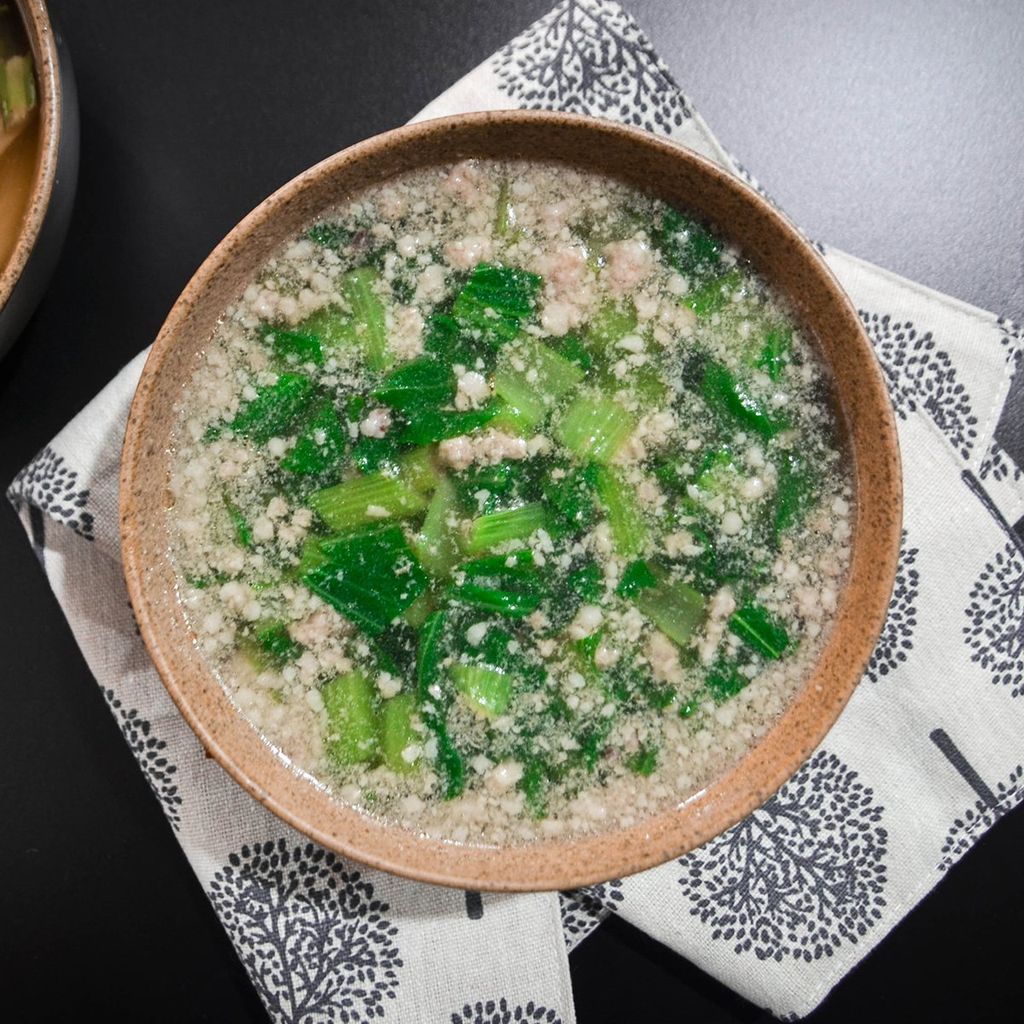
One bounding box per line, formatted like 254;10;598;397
267;327;323;366
683;268;745;319
280;399;346;477
654;207;723;279
342;266;390;370
756;323;792;381
302;525;429;636
322;671;380;765
216;373;315;444
635;578;705;647
728;603;790;659
395;404;500;446
616;559;657;598
223;493;254;549
625;743;659;776
587;464;649;558
463;502;548;554
699;360;787;441
556;394;636;464
451;662;511;718
373;356;454;413
416;610;465;799
381;693;420;773
309;473;427;532
451;262;541;345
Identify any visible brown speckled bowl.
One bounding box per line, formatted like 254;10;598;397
120;111;902;891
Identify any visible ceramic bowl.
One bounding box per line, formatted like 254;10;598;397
120;110;902;891
0;0;79;359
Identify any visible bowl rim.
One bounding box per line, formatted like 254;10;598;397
120;109;902;891
0;0;62;310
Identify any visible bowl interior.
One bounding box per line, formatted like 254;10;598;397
120;110;902;891
0;0;61;310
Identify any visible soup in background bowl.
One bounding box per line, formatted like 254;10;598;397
121;111;902;891
0;0;78;359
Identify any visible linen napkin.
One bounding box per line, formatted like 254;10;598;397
10;1;1024;1019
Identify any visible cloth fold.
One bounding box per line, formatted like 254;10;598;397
9;1;1024;1019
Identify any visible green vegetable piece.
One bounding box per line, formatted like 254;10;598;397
616;559;657;598
322;670;380;765
253;621;302;666
423;312;480;367
694;447;738;494
493;336;585;430
403;592;433;629
223;493;254;549
519;758;549;818
413;476;462;577
705;660;750;702
678;699;699;719
381;693;420;773
555;333;594;373
588;464;649;558
342;266;390;370
280;399;346;477
635;579;705;647
683;268;745;318
453;461;518;513
302;525;429;636
297;303;359;349
415;611;466;798
306;222;351;250
463;502;548;554
567;562;603;602
556;394;636;464
350;435;401;476
309;473;427;532
451;662;511;718
625;743;659;776
542;467;597;535
266;327;324;366
701;360;787;441
773;449;816;543
449;582;542;618
395;404;500;446
373;356;454;413
756;323;792;381
398;446;441;495
655;207;723;279
729;604;790;659
451;262;541;346
220;373;315;444
584;299;637;349
461;549;535;576
495;178;516;236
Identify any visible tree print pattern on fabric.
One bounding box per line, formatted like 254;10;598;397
559;879;624;951
865;529;919;683
102;689;183;830
979;317;1023;483
859;311;978;460
939;765;1024;873
678;750;888;963
209;840;402;1023
491;0;691;133
963;540;1024;697
6;445;94;539
451;997;561;1024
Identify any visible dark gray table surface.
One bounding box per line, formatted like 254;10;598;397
2;2;1023;1021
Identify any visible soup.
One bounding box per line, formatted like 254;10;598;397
168;160;852;844
0;2;39;278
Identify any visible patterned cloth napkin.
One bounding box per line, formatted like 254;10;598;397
9;1;1024;1019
